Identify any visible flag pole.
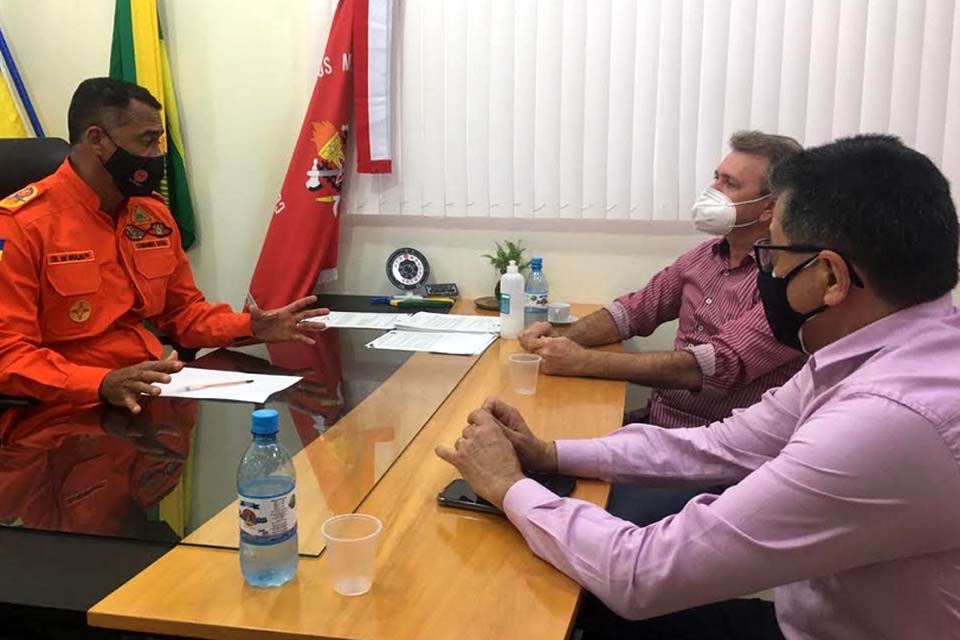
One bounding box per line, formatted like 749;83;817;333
0;24;44;137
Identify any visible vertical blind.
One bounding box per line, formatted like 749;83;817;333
339;0;960;222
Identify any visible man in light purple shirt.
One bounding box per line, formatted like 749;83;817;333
437;135;960;638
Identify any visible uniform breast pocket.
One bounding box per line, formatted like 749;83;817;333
132;247;178;316
45;261;101;296
43;261;104;336
132;248;177;280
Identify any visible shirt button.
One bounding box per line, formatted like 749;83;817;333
697;324;704;332
705;298;713;305
722;270;730;276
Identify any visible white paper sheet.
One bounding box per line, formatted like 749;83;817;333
155;368;303;402
365;331;498;356
303;311;410;330
393;312;501;334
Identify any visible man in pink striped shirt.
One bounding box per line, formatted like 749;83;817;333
438;135;960;638
520;131;806;430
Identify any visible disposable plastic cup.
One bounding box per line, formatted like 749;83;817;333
322;514;382;596
509;353;542;395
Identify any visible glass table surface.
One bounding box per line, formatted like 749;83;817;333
0;321;480;557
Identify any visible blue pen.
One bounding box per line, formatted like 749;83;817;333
370;297;392;304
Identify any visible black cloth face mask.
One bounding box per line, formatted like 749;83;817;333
100;128;165;197
756;255;826;352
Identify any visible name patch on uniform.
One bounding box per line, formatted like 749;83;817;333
133;238;172;251
48;250;95;265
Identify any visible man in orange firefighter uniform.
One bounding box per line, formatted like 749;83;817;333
0;78;327;441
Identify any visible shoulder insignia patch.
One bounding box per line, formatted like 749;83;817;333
148;222;173;238
0;185;43;213
124;224;147;241
131;205;154;225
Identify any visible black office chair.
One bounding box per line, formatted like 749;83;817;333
0;137;71;197
0;138;195;411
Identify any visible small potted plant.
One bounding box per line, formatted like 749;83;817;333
483;240;530;300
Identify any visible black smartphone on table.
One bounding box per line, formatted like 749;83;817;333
437;473;576;516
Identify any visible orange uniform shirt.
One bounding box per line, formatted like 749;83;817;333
0;159;251;405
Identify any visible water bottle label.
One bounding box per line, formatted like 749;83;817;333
525;291;549;310
238;489;297;545
499;293;510;314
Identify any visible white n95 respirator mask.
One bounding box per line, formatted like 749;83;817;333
691;187;771;236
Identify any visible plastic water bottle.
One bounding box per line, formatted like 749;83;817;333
238;408;298;587
499;260;525;339
524;257;549;327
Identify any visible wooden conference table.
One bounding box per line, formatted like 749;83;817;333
84;300;626;639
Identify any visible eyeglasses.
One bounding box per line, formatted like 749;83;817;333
753;238;864;287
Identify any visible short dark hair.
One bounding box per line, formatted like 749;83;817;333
67;77;161;145
771;134;959;308
729;130;803;193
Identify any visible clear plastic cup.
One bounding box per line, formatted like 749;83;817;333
321;514;382;596
509;353;542;395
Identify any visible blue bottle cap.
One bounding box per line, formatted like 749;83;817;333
531;257;543;269
251;408;279;435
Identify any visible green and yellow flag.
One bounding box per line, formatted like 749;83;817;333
110;0;196;249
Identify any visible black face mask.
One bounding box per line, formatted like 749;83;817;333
100;130;165;197
756;255;827;353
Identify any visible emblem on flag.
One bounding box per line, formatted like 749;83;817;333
305;121;347;193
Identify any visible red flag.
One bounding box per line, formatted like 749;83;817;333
249;0;393;309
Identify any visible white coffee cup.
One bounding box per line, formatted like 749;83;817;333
547;302;570;322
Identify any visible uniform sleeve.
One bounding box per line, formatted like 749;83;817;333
605;253;687;340
504;394;960;621
0;216;110;403
150;222;252;348
683;302;804;393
